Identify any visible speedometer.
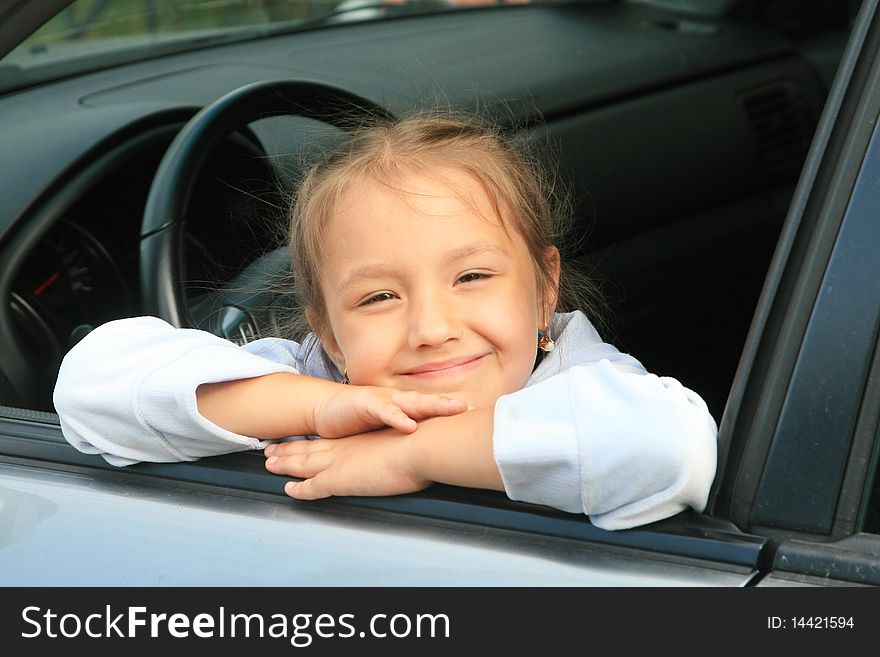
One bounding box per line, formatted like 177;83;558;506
11;220;132;391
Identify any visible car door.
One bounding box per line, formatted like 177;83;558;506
711;0;880;586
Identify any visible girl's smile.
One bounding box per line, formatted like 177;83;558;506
316;166;559;409
399;353;490;380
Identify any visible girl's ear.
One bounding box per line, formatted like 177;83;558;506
306;307;346;373
541;245;561;324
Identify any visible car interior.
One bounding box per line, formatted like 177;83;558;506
0;0;862;477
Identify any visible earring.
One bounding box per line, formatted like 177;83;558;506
341;368;349;385
538;327;555;353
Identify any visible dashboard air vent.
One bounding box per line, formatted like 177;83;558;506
741;84;810;165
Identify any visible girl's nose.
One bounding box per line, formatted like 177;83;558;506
407;293;462;350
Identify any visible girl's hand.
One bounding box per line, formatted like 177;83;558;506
264;429;427;499
312;385;467;438
197;373;466;441
264;408;502;500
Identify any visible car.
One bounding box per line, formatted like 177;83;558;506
0;0;879;594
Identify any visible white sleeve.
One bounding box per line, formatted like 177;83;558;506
53;316;301;467
492;359;718;531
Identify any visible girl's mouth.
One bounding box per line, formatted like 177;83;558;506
400;354;488;380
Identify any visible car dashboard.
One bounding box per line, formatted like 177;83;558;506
0;3;843;415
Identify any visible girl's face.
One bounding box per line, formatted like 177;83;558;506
316;168;559;409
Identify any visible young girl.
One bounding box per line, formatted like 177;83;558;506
53;114;717;531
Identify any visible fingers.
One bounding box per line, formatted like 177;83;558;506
390;391;468;420
263;432;425;501
376;403;418;434
372;393;467;433
283;477;329;500
265;442;333;479
266;439;330;457
264;441;332;500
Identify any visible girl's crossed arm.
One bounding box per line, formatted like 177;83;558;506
197;374;467;440
264;359;718;531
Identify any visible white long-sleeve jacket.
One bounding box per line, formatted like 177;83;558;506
53;311;717;530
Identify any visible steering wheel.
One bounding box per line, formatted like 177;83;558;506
140;79;395;338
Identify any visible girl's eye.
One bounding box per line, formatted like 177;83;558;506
457;272;491;284
360;292;396;306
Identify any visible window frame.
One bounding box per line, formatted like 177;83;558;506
710;0;880;585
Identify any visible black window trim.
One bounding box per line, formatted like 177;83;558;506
713;0;880;536
752;101;880;533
